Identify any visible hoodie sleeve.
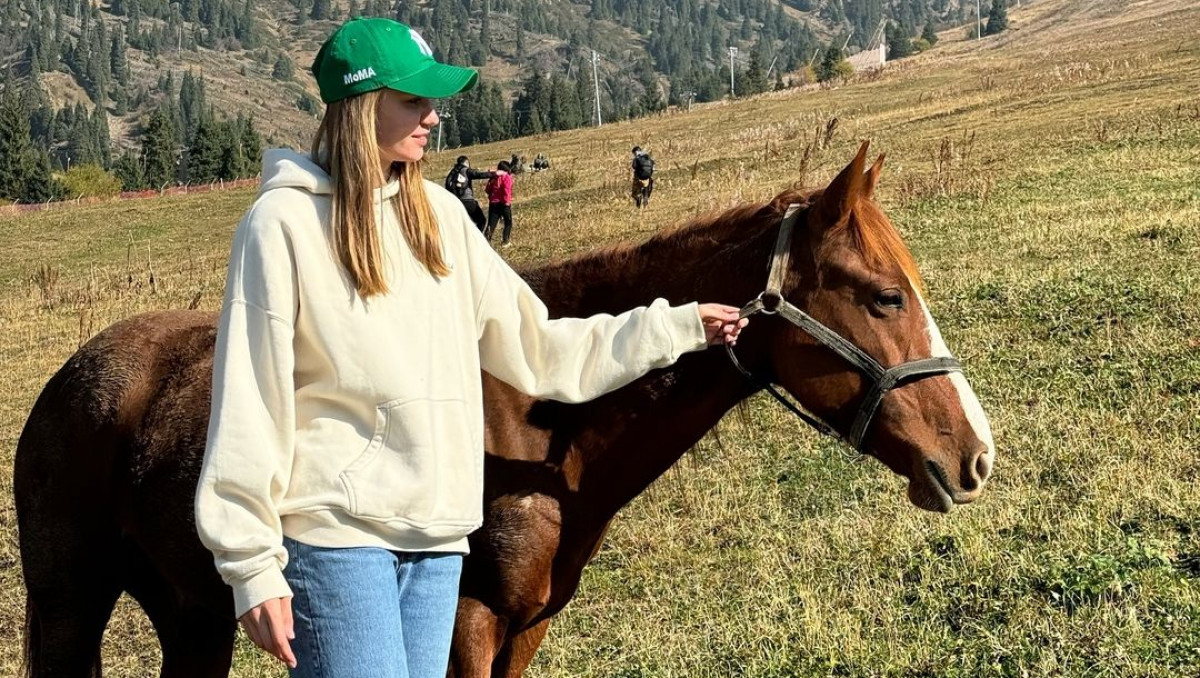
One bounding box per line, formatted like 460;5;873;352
195;204;299;619
466;229;707;403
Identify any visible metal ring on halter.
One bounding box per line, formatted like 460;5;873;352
757;291;782;315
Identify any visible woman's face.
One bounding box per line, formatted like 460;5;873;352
376;89;438;171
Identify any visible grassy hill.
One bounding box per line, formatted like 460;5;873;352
1;0;1198;675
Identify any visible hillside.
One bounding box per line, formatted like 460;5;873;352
1;0;1198;675
0;0;975;155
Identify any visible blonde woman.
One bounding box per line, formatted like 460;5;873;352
195;17;746;678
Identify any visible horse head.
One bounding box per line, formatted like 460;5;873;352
738;141;995;512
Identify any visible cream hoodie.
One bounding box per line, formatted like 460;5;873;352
195;149;708;618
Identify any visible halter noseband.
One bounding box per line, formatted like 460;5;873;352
725;203;963;452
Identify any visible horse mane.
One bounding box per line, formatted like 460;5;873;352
526;183;924;306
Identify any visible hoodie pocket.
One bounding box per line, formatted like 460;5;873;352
339;397;478;528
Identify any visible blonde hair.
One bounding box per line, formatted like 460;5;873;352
311;90;449;297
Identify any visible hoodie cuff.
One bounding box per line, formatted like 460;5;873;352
233;566;294;619
662;301;708;360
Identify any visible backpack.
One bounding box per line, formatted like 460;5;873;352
444;167;467;197
634;155;655;180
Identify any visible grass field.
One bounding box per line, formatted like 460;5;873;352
1;0;1198;674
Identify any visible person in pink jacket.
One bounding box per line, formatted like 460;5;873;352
484;160;515;247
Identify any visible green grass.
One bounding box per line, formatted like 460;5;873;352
1;0;1198;675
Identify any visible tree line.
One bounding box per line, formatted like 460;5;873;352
0;68;262;203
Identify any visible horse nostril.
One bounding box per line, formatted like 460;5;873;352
970;448;992;488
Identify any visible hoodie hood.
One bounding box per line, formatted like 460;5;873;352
260;148;332;196
259;148;401;202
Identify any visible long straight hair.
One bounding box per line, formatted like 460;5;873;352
311;90;449;297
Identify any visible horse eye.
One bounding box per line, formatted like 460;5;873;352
875;289;904;309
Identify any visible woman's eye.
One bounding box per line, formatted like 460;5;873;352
875;289;904;309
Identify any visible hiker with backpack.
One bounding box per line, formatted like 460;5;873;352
444;155;495;232
631;146;655;208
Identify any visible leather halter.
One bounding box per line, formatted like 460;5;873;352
725;204;963;452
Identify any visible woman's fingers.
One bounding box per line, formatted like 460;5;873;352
240;598;297;669
698;303;748;345
264;599;297;669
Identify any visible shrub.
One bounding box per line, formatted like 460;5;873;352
59;164;123;198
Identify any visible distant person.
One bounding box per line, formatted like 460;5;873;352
532;153;550;171
444;155;495;232
508;153;526;174
484;160;514;247
631;146;655;208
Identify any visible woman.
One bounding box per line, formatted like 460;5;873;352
483;160;514;246
195;17;746;678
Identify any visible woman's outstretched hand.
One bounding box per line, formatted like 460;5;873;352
698;303;748;346
240;596;297;669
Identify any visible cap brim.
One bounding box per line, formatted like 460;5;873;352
386;62;478;99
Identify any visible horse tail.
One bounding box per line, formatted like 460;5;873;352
22;595;37;678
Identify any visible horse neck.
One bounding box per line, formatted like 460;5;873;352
527;210;782;515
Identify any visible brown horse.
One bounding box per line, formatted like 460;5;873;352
14;143;994;678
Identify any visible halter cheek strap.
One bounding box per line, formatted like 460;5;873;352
726;204;963;452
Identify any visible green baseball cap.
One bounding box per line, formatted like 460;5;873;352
311;18;478;104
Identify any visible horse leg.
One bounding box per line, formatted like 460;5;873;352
125;555;236;678
491;620;551;678
448;597;509;678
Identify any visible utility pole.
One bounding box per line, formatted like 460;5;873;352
436;112;452;153
976;0;982;39
728;46;738;97
591;50;602;127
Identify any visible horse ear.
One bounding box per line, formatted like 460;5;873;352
864;153;886;201
814;141;870;227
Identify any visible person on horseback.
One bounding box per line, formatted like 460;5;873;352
631;146;655;208
194;17;747;678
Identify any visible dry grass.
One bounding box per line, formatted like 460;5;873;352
1;0;1199;675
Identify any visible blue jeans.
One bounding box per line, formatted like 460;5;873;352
283;537;463;678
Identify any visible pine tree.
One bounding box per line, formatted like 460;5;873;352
310;0;330;21
816;45;844;82
886;23;913;60
0;89;34;201
23;148;62;202
185;113;223;183
985;0;1008;35
742;50;766;95
141;109;179;188
922;19;939;45
272;54;295;81
113;149;145;190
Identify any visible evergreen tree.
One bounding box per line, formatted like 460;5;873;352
141;109;179;188
0;89;34;201
23;148;62;202
111;26;129;86
114;149;145;190
272;54;295;80
185;113;223;182
742;50;766;95
238;114;262;176
816;45;846;82
886;23;913;60
310;0;330;20
985;0;1008;35
922;19;939;45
